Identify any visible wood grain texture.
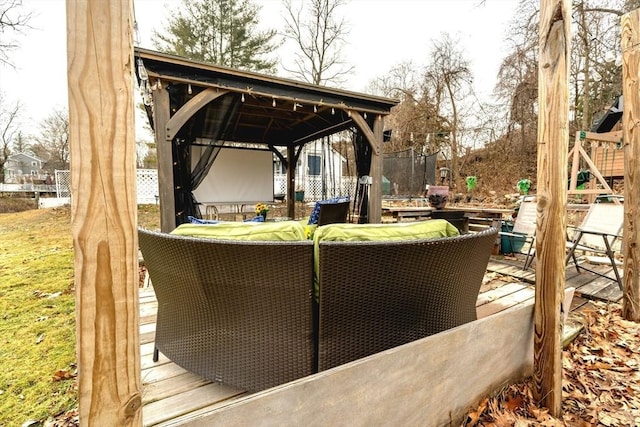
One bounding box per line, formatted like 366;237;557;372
66;0;141;424
369;115;384;222
621;9;640;321
152;87;175;233
534;0;571;416
165;89;228;140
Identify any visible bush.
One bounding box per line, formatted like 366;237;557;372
0;196;37;213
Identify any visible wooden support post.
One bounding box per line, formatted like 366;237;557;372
368;115;383;223
67;0;142;425
568;133;581;192
287;145;296;220
534;0;570;416
621;9;640;321
153;86;176;232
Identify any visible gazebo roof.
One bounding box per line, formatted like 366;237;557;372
134;47;398;147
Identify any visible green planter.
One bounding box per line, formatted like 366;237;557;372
500;222;526;254
295;191;305;202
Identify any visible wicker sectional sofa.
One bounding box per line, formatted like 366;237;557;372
138;221;497;392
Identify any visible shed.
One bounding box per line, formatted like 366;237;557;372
134;48;398;231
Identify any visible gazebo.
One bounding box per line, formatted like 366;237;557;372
134;48;399;231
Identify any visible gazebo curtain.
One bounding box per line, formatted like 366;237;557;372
173;93;241;225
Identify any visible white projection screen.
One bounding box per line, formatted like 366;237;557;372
192;147;274;203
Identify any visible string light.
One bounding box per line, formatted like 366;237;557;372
347;110;351;117
331;108;335;115
363;112;367;119
272;98;276;107
137;59;148;81
293;103;297;111
313;105;317;113
241;93;245;102
187;84;192;95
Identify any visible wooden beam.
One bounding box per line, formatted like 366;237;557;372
369;115;384;223
534;0;571;416
153;86;176;232
621;9;640;321
287;145;296;220
165;88;229;140
582;130;623;143
66;0;142;425
568;134;581;192
349;111;379;156
566;141;614;195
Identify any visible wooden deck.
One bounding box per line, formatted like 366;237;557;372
140;256;622;426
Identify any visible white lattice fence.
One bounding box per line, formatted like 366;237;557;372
273;174;357;201
54;169;159;205
55;170;72;198
136;169;159;204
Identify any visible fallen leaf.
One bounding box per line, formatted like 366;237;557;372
52;370;74;382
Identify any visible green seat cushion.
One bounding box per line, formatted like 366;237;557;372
312;219;460;296
171;220;307;241
313;219;459;244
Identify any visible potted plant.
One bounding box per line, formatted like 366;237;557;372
517;179;532;195
255;203;269;220
465;176;477;202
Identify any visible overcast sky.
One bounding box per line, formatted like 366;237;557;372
0;0;517;138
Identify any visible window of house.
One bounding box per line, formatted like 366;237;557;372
308;155;321;176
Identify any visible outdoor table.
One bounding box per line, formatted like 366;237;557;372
382;206;433;222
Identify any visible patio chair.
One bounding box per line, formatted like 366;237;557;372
316;227;498;371
499;197;537;270
565;203;624;290
138;228;315;392
317;200;350;226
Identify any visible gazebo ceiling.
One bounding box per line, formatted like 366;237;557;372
134;47;398;147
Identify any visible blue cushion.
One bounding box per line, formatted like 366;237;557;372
307;196;350;225
187;215;220;224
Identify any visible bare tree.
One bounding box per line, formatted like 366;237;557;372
424;33;473;189
370;61;452;157
0;0;32;67
0;93;21;182
282;0;354;85
32;108;70;171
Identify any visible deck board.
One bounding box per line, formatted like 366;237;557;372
142;382;244;426
139;255;620;425
488;258;622;303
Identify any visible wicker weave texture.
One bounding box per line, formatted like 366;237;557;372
316;227;498;371
138;229;315;392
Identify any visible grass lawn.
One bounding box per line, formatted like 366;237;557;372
0;203;160;426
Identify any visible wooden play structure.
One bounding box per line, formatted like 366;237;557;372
568;96;624;201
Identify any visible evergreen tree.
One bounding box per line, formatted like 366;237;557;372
152;0;278;73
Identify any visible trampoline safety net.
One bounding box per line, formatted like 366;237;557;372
383;150;437;196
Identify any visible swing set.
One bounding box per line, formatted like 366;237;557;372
568;96;624;203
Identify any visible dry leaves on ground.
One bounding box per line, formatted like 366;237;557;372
464;302;640;426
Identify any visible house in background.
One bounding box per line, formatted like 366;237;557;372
273;142;355;201
3;152;49;184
